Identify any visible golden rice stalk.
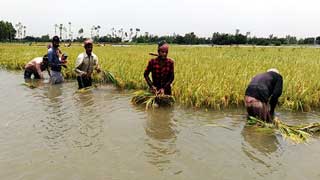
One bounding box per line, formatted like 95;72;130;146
247;116;320;143
131;90;175;109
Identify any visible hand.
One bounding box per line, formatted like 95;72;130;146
81;72;87;77
158;88;165;95
151;86;157;94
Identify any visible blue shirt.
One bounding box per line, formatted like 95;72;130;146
48;47;61;72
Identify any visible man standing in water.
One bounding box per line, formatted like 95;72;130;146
74;39;101;89
244;68;283;123
48;36;64;84
144;41;174;95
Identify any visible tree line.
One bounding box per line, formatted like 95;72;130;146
1;20;320;46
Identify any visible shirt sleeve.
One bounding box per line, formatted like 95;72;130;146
144;60;153;88
164;61;174;88
75;54;84;69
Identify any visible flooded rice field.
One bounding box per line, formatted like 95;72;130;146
0;70;320;180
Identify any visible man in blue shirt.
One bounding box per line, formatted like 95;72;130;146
48;36;64;84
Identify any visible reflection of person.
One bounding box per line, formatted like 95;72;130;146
245;68;283;123
24;54;49;79
144;108;177;170
144;41;174;95
145;108;176;140
74;39;101;89
241;125;279;155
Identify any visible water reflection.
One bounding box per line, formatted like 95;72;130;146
241;125;281;176
73;91;104;154
144;107;178;171
39;84;70;151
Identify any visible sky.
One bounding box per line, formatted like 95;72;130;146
1;0;320;39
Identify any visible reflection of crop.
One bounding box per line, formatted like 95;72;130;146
1;43;320;111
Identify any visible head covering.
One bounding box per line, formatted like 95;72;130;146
158;40;169;52
52;36;60;43
267;68;280;74
84;39;93;47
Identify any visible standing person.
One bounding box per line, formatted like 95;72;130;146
244;68;283;123
74;39;101;89
144;41;174;95
48;36;64;84
24;54;49;80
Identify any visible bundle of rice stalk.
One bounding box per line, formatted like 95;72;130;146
102;71;118;85
131;90;175;109
247;116;320;143
22;82;37;89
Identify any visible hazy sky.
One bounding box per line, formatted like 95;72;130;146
1;0;319;38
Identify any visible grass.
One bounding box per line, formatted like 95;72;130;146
1;43;320;111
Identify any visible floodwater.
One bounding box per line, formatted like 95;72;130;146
0;70;320;180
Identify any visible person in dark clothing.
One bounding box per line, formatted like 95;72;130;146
144;41;174;95
244;68;283;123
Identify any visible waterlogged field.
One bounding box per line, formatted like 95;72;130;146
1;43;320;111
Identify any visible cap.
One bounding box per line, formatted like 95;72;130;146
267;68;280;74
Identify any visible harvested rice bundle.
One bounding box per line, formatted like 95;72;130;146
131;90;175;109
248;116;320;143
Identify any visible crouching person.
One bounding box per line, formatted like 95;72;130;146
74;39;101;89
24;54;49;80
245;68;283;123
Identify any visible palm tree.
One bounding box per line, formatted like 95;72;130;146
59;24;63;39
68;22;72;40
23;26;26;38
54;24;58;35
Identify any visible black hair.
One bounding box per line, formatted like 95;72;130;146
52;35;60;43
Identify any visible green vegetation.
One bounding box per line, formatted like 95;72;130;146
1;44;320;111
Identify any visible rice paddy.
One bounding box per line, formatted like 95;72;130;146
1;43;320;111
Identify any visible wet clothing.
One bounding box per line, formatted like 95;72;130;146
77;76;92;89
24;67;41;79
245;71;283;121
144;57;174;95
50;70;64;84
74;52;99;89
245;96;272;123
24;57;47;79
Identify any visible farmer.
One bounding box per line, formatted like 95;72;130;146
244;68;283;123
144;41;174;95
48;36;65;84
74;39;101;89
24;54;49;79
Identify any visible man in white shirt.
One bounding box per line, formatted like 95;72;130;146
74;39;101;89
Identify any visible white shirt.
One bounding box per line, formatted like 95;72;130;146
75;52;99;76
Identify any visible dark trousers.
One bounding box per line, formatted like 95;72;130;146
245;96;272;123
24;68;40;79
77;76;92;89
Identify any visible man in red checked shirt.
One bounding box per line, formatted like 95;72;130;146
144;41;174;95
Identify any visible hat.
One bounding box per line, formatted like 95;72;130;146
52;36;60;42
267;68;280;74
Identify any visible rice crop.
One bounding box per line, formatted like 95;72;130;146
1;43;320;111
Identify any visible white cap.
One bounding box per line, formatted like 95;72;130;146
267;68;279;74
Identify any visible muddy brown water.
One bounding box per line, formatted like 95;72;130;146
0;70;320;180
